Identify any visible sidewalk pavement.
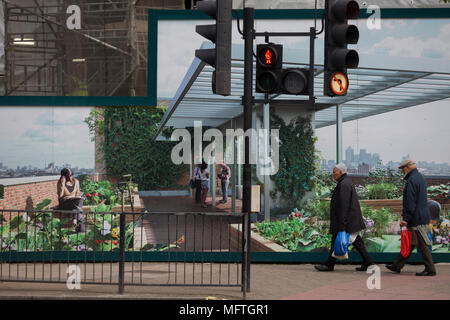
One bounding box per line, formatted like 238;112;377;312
0;263;449;300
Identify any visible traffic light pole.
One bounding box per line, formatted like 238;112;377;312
242;6;254;294
241;8;318;294
309;27;316;109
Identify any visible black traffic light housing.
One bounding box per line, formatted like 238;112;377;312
256;43;310;96
195;0;232;96
324;0;360;96
256;43;283;93
280;68;310;95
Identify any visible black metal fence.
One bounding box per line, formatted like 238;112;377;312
0;209;249;298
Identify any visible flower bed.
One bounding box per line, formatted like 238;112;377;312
0;199;179;252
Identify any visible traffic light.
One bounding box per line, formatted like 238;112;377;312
256;43;283;93
323;0;360;96
256;43;310;96
195;0;232;96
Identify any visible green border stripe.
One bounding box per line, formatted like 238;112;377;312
153;8;450;20
2;251;449;263
0;96;155;106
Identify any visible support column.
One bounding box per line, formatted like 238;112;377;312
237;136;242;200
232;119;236;213
336;104;343;164
211;146;216;207
189;161;193;197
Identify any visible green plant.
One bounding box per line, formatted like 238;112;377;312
360;203;398;238
313;171;336;199
269;113;318;207
427;184;450;200
355;185;368;199
84;107;186;190
303;197;331;221
367;166;403;198
81;178;119;206
0;199;180;253
364;235;401;253
255;217;331;252
365;183;398;200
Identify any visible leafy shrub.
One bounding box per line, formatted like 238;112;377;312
360;203;398;238
427;184;450;200
0;199;181;252
255;216;331;252
303;198;331;221
355;185;368;199
85;107;186;191
367;167;403;198
81;178;119;206
269;113;317;206
365;183;398;200
313;171;336;199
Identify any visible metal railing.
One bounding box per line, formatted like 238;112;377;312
0;209;249;298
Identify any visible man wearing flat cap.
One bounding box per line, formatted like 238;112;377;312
315;163;374;272
386;159;436;276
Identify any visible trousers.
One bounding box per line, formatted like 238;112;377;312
326;234;373;267
393;229;436;273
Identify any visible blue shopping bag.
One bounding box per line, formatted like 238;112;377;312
334;231;350;256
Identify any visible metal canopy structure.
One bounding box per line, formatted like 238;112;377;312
155;42;450;137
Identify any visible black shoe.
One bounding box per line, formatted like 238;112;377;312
314;264;334;272
385;264;401;273
416;270;436;276
356;264;375;272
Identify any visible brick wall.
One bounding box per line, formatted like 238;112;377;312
0;179;59;211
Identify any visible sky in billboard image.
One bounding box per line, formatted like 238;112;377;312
0;107;94;170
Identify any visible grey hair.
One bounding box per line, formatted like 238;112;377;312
334;163;347;173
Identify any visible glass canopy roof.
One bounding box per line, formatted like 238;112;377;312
155;42;450;138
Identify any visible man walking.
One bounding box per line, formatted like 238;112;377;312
315;163;374;272
218;162;231;204
386;159;436;276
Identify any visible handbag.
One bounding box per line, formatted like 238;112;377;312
189;179;195;189
334;231;350;257
400;227;412;258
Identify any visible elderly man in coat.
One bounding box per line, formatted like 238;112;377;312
386;159;436;276
315;163;374;272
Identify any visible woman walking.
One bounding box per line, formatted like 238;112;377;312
199;162;209;208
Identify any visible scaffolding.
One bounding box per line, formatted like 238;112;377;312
2;0;185;97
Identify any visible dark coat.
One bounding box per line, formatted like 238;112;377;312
402;168;430;227
330;174;366;235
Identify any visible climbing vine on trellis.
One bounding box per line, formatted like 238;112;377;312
85;107;186;190
270;113;318;207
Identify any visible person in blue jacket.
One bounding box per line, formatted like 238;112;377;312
386;159;436;276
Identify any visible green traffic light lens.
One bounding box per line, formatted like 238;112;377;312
257;71;277;92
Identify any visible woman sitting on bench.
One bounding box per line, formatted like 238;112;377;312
57;168;85;232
